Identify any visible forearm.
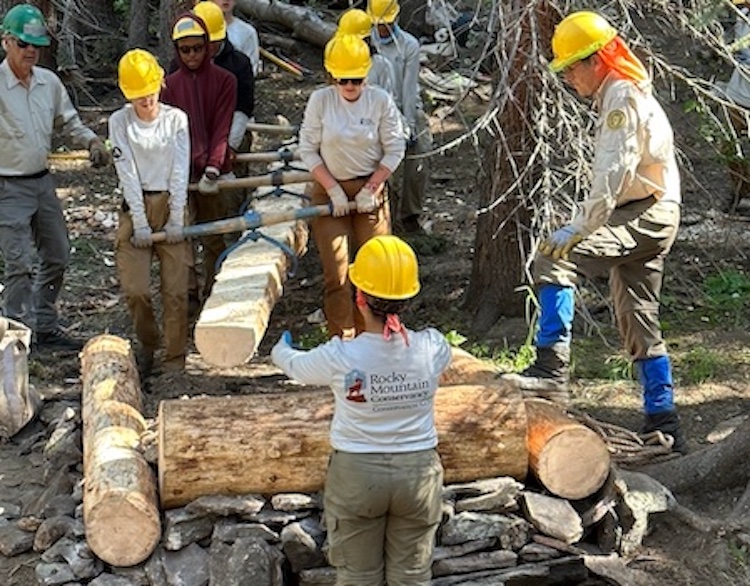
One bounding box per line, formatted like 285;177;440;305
310;163;339;191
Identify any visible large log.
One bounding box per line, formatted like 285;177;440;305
192;179;311;367
158;382;528;508
81;335;161;566
525;399;610;500
235;0;336;48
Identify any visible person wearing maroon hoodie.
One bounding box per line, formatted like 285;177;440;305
161;13;237;306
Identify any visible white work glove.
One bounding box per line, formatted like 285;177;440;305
326;184;350;217
131;226;153;249
164;216;185;244
539;225;583;261
355;185;378;214
198;166;220;195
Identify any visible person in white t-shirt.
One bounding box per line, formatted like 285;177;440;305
109;49;191;380
211;0;260;74
298;34;405;340
272;235;452;586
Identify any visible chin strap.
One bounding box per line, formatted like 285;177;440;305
383;314;408;346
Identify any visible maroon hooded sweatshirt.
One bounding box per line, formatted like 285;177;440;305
161;13;237;180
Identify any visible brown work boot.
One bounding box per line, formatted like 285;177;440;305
501;343;570;404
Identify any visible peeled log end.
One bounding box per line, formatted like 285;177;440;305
85;488;161;566
194;324;258;368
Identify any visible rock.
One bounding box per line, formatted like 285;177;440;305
521;492;583;544
518;542;562;563
111;565;150;586
0;501;22;519
58;540;102;579
615;470;675;555
162;542;210;586
39;402;79;426
24;467;73;518
432;549;517;577
209;536;284;585
0;523;34;556
271;493;320;512
35;562;77;585
33;515;77;551
440;511;530;549
40;494;77;519
433;538;496;562
242;509;304;528
443;477;524;501
454;489;520;514
298;566;336;585
144;547;168;586
16;515;43;532
89;573;141;586
43;421;82;470
163;508;214;551
212;519;279;544
185;494;265;517
280;517;326;572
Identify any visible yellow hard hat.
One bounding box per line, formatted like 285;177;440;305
349;235;420;300
193;1;226;42
324;34;371;79
172;15;205;41
118;49;164;101
338;9;372;38
367;0;400;24
549;11;617;73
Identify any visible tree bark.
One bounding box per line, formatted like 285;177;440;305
235;0;337;48
640;417;750;494
128;0;151;49
525;399;611;500
81;335;161;567
464;1;558;332
158;382;528;508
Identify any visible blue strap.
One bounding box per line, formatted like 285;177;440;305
214;229;299;277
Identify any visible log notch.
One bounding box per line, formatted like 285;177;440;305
158;381;528;508
193;174;310;368
525;399;610;500
81;335;160;566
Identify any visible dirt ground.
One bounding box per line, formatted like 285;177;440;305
2;29;750;586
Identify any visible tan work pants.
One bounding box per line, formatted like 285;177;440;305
310;178;390;339
390;110;431;223
189;191;232;301
324;449;444;586
116;192;190;367
533;197;680;360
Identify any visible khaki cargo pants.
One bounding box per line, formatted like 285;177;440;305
323;449;444;586
116;192;190;367
310;178;390;339
533;197;680;360
390;110;431;223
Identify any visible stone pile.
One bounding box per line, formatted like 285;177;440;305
0;390;670;585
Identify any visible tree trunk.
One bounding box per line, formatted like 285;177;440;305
525;399;611;500
464;2;558;333
81;335;161;567
158;0;192;66
640;417;750;494
128;0;151;49
158;382;528;508
235;0;337;48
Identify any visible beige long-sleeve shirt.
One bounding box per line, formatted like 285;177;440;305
108;104;190;231
572;73;681;237
298;85;405;181
0;60;96;176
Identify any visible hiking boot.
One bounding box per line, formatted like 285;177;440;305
501;343;571;404
136;349;155;382
400;215;426;235
643;411;687;454
35;330;84;352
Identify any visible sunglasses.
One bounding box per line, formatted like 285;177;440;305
336;78;364;86
178;43;205;55
14;38;42;49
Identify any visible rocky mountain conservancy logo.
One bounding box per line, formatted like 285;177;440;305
344;370;367;403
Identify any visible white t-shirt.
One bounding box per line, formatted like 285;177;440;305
227;17;260;75
108;104;190;229
298;84;405;180
272;328;452;453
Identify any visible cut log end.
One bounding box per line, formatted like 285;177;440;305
85;493;161;566
193;325;257;368
535;426;611;500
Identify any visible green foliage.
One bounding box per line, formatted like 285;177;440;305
679;346;729;384
297;325;329;349
704;269;750;309
683;99;736;163
570;341;634;381
444;330;468;347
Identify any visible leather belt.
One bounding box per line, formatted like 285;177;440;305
0;169;49;180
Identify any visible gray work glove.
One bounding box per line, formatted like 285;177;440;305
354;185;378;213
164;217;184;244
131;226;153;248
326;184;350;217
198;166;220;195
89;138;111;168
